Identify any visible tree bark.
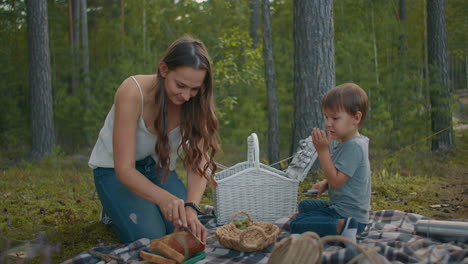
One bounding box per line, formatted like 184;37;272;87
250;0;260;48
68;0;73;44
370;1;379;85
81;0;90;92
291;0;335;154
26;0;55;159
427;0;454;151
70;0;80;95
143;0;147;64
398;0;407;71
262;0;280;168
120;0;125;54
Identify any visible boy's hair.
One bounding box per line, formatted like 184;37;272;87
321;83;368;126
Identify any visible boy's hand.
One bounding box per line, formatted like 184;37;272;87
311;128;331;153
312;179;328;197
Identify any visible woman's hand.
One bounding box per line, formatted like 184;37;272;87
160;195;187;229
312;179;328;197
311;128;331;153
183;206;207;243
161;195;207;243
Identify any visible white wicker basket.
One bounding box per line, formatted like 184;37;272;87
214;133;317;225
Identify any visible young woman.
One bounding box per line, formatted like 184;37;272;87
89;36;219;243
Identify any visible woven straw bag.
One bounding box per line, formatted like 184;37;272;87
215;211;280;252
267;232;383;264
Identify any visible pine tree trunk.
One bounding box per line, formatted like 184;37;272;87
262;0;280;168
70;0;80;95
120;0;125;54
291;0;335;154
26;0;55;159
398;0;406;71
250;0;260;48
370;1;379;85
143;0;147;67
81;0;90;92
427;0;455;150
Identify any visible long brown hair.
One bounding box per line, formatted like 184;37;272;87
154;35;219;186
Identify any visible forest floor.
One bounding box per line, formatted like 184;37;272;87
0;129;467;263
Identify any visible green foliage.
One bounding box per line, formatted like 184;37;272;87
1;0;465;160
270;0;294;157
1;1;467;262
0;1;29;160
212;28;267;155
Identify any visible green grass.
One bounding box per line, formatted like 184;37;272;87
0;130;466;263
0;158;118;263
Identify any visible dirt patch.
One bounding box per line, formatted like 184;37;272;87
428;131;468;220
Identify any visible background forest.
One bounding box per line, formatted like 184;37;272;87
0;0;467;262
0;0;466;164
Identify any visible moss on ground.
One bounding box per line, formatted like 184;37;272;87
0;130;466;263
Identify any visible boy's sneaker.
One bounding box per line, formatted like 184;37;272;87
99;209;112;225
340;217;358;244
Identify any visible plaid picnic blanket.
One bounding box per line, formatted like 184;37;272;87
61;210;468;264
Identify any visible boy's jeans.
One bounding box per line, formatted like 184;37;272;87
290;199;366;236
94;156;187;243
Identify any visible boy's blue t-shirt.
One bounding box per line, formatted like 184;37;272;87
329;135;371;223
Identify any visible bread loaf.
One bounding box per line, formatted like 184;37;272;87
149;231;205;263
139;250;176;264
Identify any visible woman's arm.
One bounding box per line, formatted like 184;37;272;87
112;77;186;228
181;139;209;243
184;165;207;241
186;169;207;207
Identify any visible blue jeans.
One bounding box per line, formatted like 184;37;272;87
94;156;187;243
290;199;366;236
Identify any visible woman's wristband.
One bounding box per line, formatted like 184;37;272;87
184;202;203;215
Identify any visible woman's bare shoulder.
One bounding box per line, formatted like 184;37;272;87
115;76;141;101
131;74;157;90
114;74;157;106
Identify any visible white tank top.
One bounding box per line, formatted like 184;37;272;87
88;76;181;170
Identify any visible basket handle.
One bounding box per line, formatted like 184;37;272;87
247;133;260;164
230;210;254;224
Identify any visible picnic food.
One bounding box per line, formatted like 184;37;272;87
234;219;251;230
215;211;280;252
143;231;205;264
139;250;176;264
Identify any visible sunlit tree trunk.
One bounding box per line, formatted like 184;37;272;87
262;0;280;167
427;0;455;150
26;0;55;159
250;0;260;48
291;0;335;154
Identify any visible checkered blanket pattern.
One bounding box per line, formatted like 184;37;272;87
61;210;468;264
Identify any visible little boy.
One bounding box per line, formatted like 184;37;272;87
290;83;371;243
